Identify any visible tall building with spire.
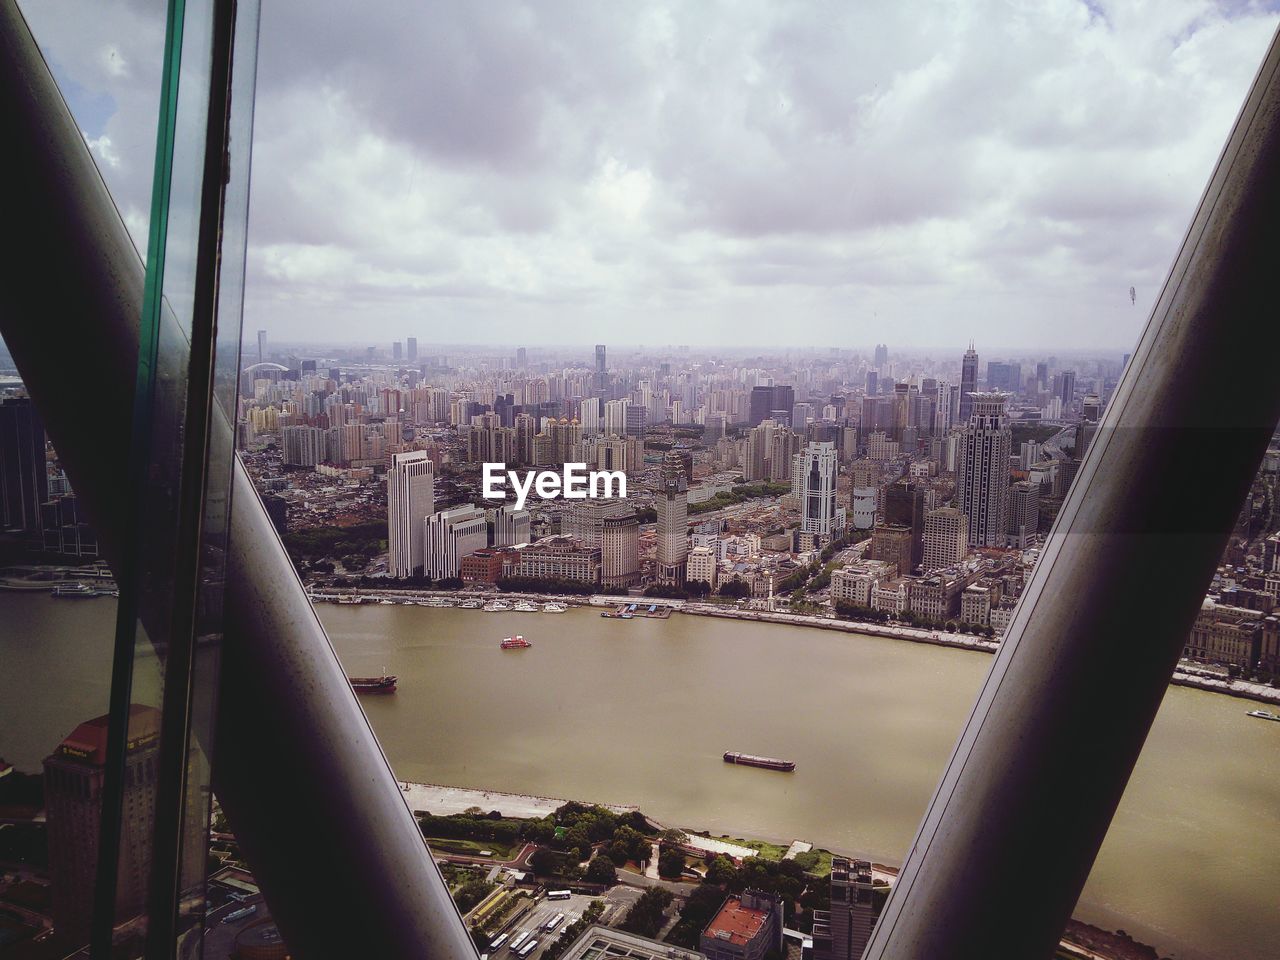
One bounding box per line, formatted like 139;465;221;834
958;392;1012;548
387;450;434;577
655;450;689;585
958;342;979;423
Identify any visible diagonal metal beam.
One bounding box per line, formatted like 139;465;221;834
864;23;1280;960
0;3;476;956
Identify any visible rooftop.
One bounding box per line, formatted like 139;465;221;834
704;896;769;947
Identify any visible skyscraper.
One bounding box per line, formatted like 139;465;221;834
849;460;878;530
922;506;968;572
406;336;418;362
873;343;889;369
1059;369;1077;409
793;441;841;539
601;510;641;588
1009;480;1040;549
423;505;488;580
811;858;884;960
0;396;47;532
958;392;1012;548
655;450;689;585
594;344;607;396
44;706;166;939
387;451;434;577
492;503;531;546
958;342;979;423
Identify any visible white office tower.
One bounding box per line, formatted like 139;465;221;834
655;451;689;585
849;460;877;530
922;507;968;573
686;545;718;590
793;441;842;537
958;392;1012;548
423;506;488;580
493;504;531;547
388;451;435;577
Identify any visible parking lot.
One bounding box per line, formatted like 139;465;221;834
488;888;639;960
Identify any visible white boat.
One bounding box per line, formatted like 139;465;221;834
1246;709;1280;722
542;602;567;613
483;601;511;612
459;600;482;609
512;601;538;612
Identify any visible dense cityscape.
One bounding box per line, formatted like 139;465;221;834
234;336;1280;683
4;333;1280;959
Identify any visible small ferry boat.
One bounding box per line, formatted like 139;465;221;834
349;674;397;693
336;595;364;605
1246;709;1280;722
483;600;511;612
723;751;796;772
542;602;567;613
500;635;532;649
512;601;539;612
459;600;483;609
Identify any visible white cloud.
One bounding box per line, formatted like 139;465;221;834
21;0;1280;349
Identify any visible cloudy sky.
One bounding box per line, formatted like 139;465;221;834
22;0;1280;351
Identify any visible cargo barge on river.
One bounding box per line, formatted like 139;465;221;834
723;752;795;771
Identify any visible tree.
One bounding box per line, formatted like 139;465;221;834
585;854;618;885
658;847;686;879
620;887;673;939
529;847;560;876
705;855;736;885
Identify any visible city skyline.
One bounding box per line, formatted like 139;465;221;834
21;1;1280;350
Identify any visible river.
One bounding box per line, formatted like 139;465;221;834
2;595;1277;959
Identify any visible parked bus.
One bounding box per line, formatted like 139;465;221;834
509;932;530;950
546;890;571;901
490;934;510;950
517;939;540;957
544;912;565;932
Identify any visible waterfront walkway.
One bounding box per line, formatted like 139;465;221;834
400;781;637;819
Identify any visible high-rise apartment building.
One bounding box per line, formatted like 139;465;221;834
655;451;689;585
387;451;435;577
0;396;47;532
793;441;841;538
423;505;487;580
281;424;327;467
922;506;968;572
958;342;979;423
958;392;1012;548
